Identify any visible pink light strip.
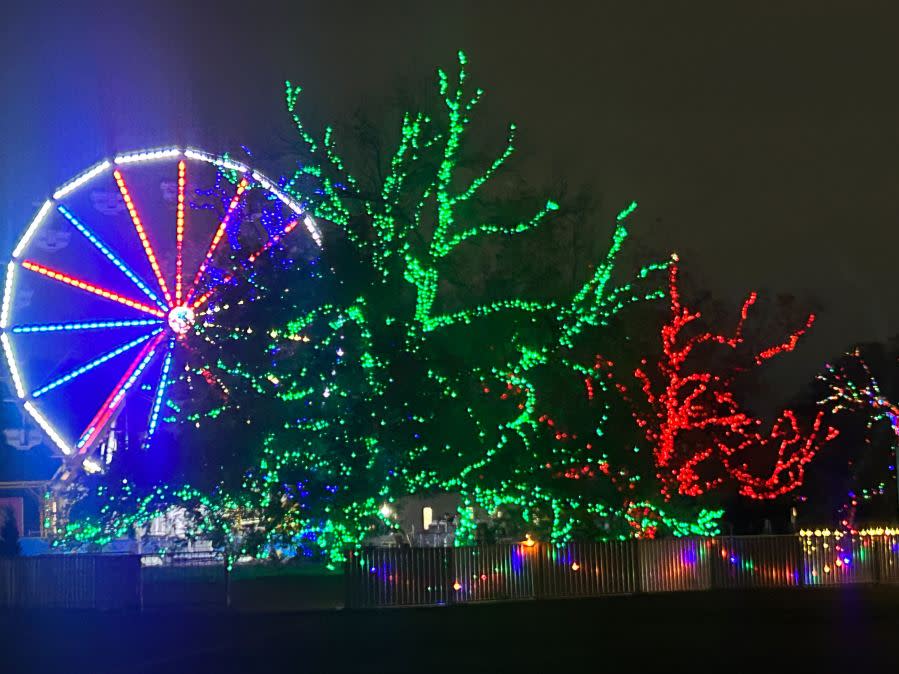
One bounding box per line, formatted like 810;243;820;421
175;160;186;305
75;331;166;453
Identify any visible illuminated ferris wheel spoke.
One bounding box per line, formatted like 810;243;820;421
175;160;187;306
11;318;162;334
190;216;301;311
56;205;168;311
245;217;301;264
184;178;249;304
20;260;166;318
31;328;163;399
75;331;166;453
114;169;174;306
143;342;174;450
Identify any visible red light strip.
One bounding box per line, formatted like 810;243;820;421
246;217;300;264
21;260;165;318
185;178;248;304
75;331;166;454
190;217;300;310
114;169;173;306
175;160;186;305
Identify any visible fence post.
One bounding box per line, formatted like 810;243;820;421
224;555;232;609
446;545;456;606
793;534;805;588
532;543;544;600
870;534;882;585
709;537;721;590
344;549;354;609
138;555;144;612
633;538;643;594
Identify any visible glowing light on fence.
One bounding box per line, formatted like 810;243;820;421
52;160;110;200
57;205;167;310
114;169;173;305
24;401;71;455
31;330;162;398
12;200;52;258
20;260;166;317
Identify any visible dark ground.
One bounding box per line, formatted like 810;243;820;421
1;586;897;673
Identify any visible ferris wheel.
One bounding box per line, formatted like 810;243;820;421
0;147;322;479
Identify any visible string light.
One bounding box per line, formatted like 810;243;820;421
623;263;837;500
817;349;899;528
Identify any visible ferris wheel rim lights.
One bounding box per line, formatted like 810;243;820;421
1;147;321;467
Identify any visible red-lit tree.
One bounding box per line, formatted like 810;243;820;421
623;261;838;500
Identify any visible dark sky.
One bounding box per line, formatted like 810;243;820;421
2;0;898;389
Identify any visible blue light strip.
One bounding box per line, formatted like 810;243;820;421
12;318;163;334
107;339;162;410
142;342;174;449
57;205;169;311
31;329;162;398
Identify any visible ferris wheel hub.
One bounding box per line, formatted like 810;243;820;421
167;305;195;335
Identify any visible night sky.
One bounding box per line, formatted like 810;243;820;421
2;0;898;392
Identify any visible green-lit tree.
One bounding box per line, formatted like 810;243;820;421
64;52;718;563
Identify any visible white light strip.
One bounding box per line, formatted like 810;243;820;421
24;401;72;455
53;160;111;200
0;262;15;328
251;171;305;215
1;333;26;398
12;200;52;258
83;458;102;473
184;148;249;174
303;214;323;248
114;147;182;164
